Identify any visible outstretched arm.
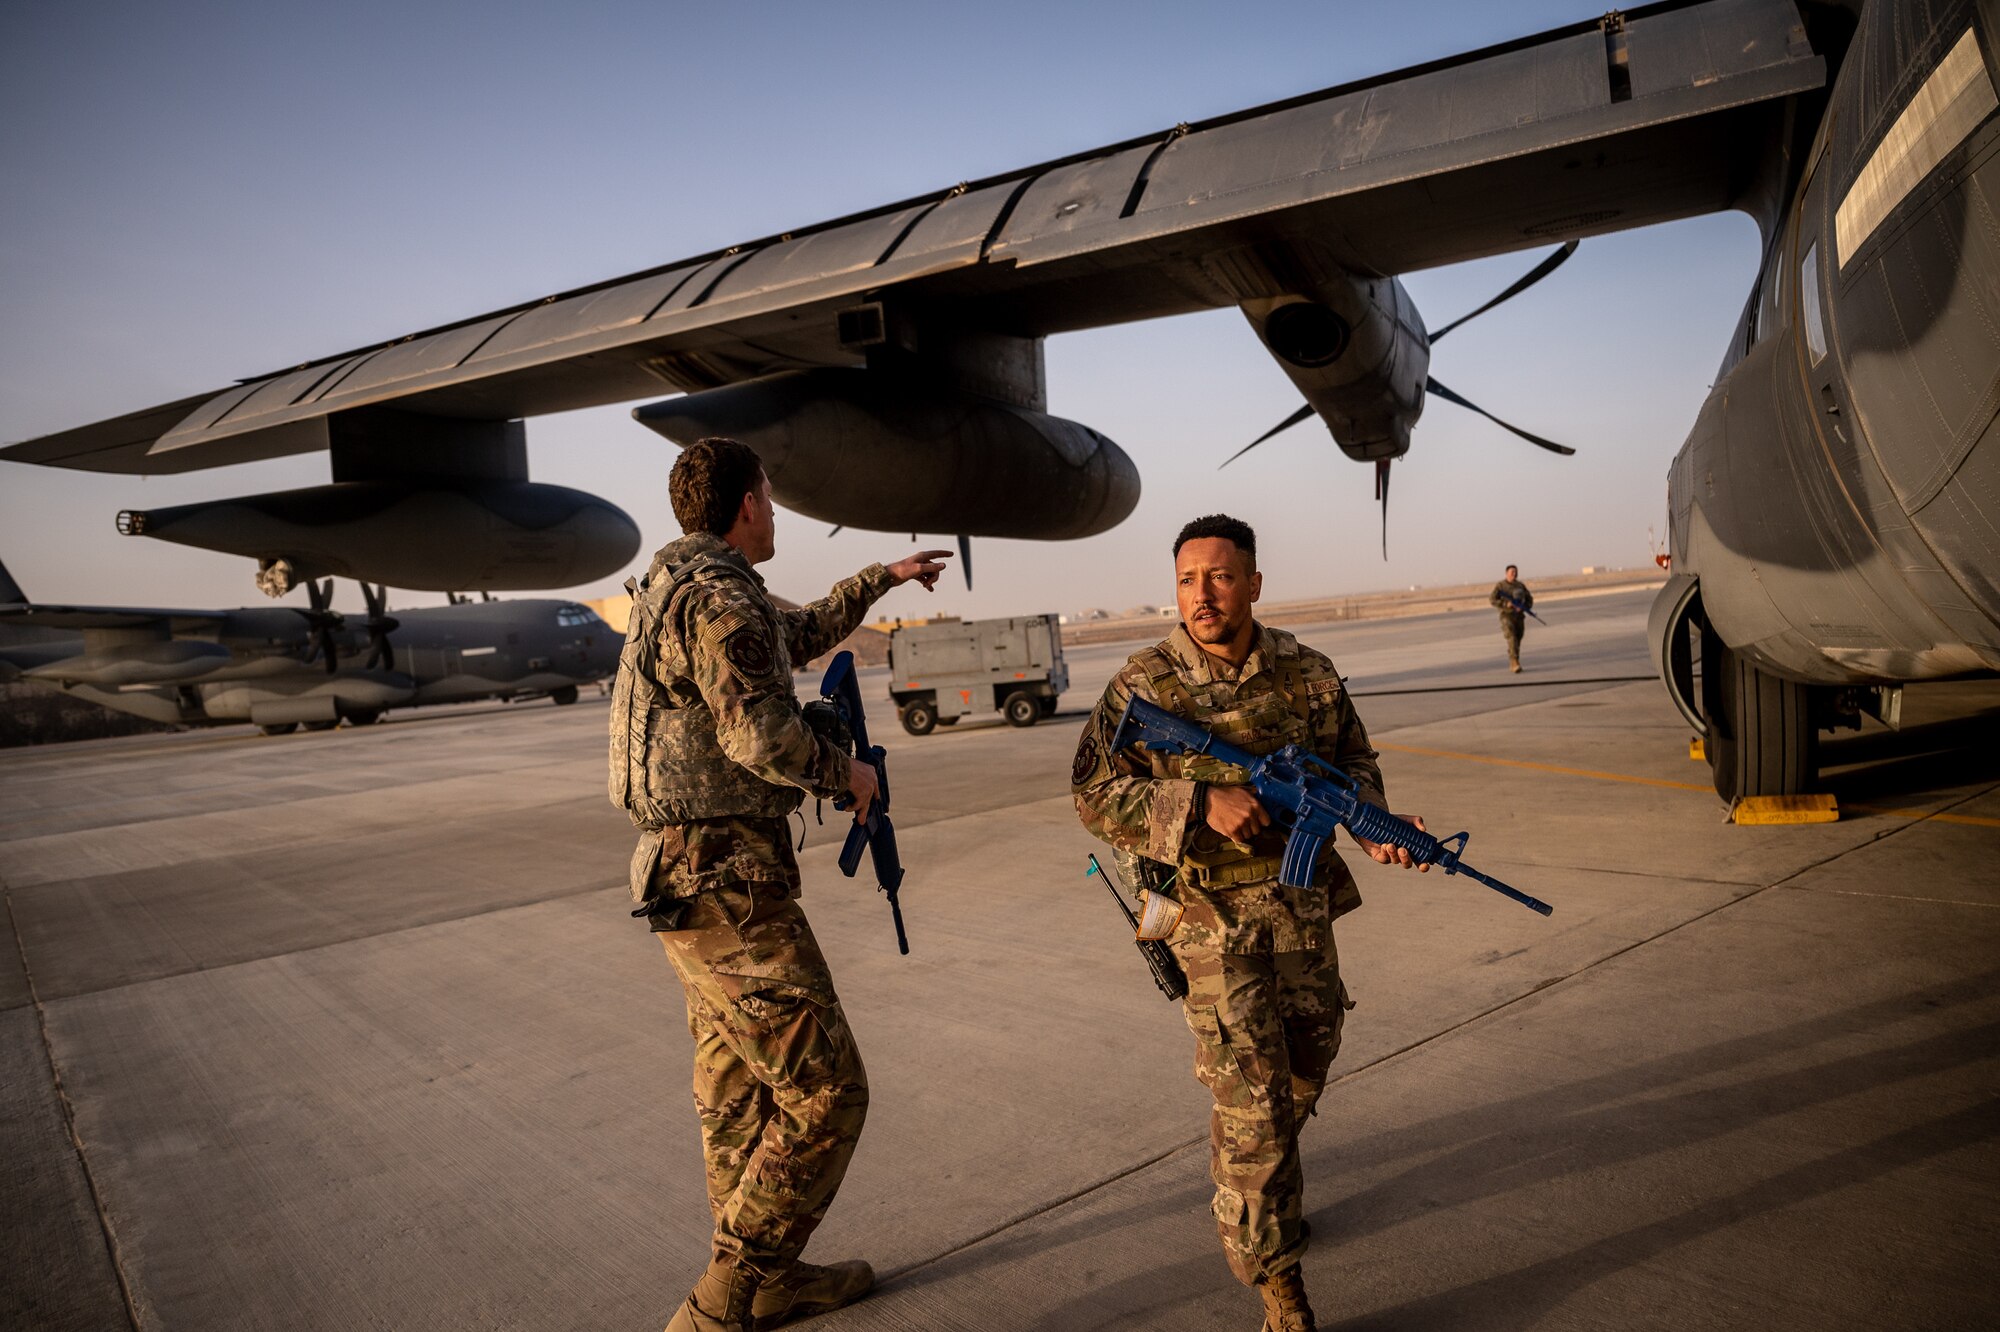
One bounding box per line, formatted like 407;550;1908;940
775;549;951;663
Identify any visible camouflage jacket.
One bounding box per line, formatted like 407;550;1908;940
1071;623;1385;953
1490;579;1533;618
611;532;893;901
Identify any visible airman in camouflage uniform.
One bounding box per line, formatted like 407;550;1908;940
610;437;948;1332
1072;514;1427;1332
1490;564;1532;672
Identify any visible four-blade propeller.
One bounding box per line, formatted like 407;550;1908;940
295;579;401;674
1222;241;1581;556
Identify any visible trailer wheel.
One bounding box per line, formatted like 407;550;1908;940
1003;691;1039;727
900;699;937;736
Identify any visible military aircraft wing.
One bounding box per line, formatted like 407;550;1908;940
3;0;1824;477
0;602;231;631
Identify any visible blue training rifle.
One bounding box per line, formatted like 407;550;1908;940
1505;595;1547;625
1110;695;1553;917
820;650;910;953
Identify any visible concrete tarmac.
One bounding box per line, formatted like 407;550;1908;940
3;588;1995;1331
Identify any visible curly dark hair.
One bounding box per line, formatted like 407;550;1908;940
669;437;764;536
1172;513;1257;564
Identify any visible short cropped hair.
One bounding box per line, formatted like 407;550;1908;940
1505;564;1519;575
1173;514;1257;565
670;438;764;536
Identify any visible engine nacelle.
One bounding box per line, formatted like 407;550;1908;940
632;369;1139;540
117;481;640;594
1240;271;1430;462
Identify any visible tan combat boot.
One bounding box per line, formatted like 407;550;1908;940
750;1258;875;1327
665;1259;760;1332
1258;1267;1317;1332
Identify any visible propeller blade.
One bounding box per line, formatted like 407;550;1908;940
1374;459;1391;560
827;525;844;538
957;534;973;591
1428;240;1578;343
1221;403;1317;469
1425;377;1577;455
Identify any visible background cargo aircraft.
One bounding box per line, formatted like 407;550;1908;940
0;561;617;734
3;0;1996;797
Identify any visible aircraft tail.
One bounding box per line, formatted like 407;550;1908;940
0;559;23;605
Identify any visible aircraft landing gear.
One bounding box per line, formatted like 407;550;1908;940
257;722;298;737
346;710;382;726
550;685;579;706
301;719;339;732
1701;625;1816;801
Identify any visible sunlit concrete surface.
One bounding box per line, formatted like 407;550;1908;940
3;589;1994;1331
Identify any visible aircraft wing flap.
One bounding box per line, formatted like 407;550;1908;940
1625;0;1811;99
992;0;1821;271
0;390;230;471
146;185;1023;456
460;263;708;364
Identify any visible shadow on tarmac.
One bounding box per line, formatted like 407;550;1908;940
883;966;2000;1331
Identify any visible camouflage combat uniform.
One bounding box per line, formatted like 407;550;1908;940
609;530;894;1281
1072;623;1384;1287
1489;577;1533;668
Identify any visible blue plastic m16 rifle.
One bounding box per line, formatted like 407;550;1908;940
1110;695;1553;917
819;650;911;953
1504;594;1547;626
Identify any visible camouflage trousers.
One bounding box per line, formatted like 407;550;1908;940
658;884;870;1279
1170;931;1349;1285
1500;613;1524;665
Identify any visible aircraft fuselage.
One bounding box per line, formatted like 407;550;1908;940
1669;0;2000;689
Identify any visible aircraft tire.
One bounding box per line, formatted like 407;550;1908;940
346;710;381;726
551;686;579;706
1704;636;1815;801
301;720;339;733
257;723;298;737
1003;691;1039;727
900;700;937;736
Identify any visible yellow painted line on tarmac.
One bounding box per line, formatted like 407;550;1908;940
1379;742;2000;828
1374;742;1711;792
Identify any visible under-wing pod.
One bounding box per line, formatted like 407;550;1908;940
117;481;641;595
632;369;1139;540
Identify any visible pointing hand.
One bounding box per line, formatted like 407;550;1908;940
887;549;954;591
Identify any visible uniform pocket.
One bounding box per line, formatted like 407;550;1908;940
1183;1002;1227;1046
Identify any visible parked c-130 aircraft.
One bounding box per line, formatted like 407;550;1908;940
0;561;618;734
4;0;1996;796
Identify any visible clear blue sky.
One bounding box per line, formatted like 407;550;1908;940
0;0;1761;619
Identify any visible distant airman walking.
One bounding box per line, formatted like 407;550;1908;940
1489;564;1533;672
